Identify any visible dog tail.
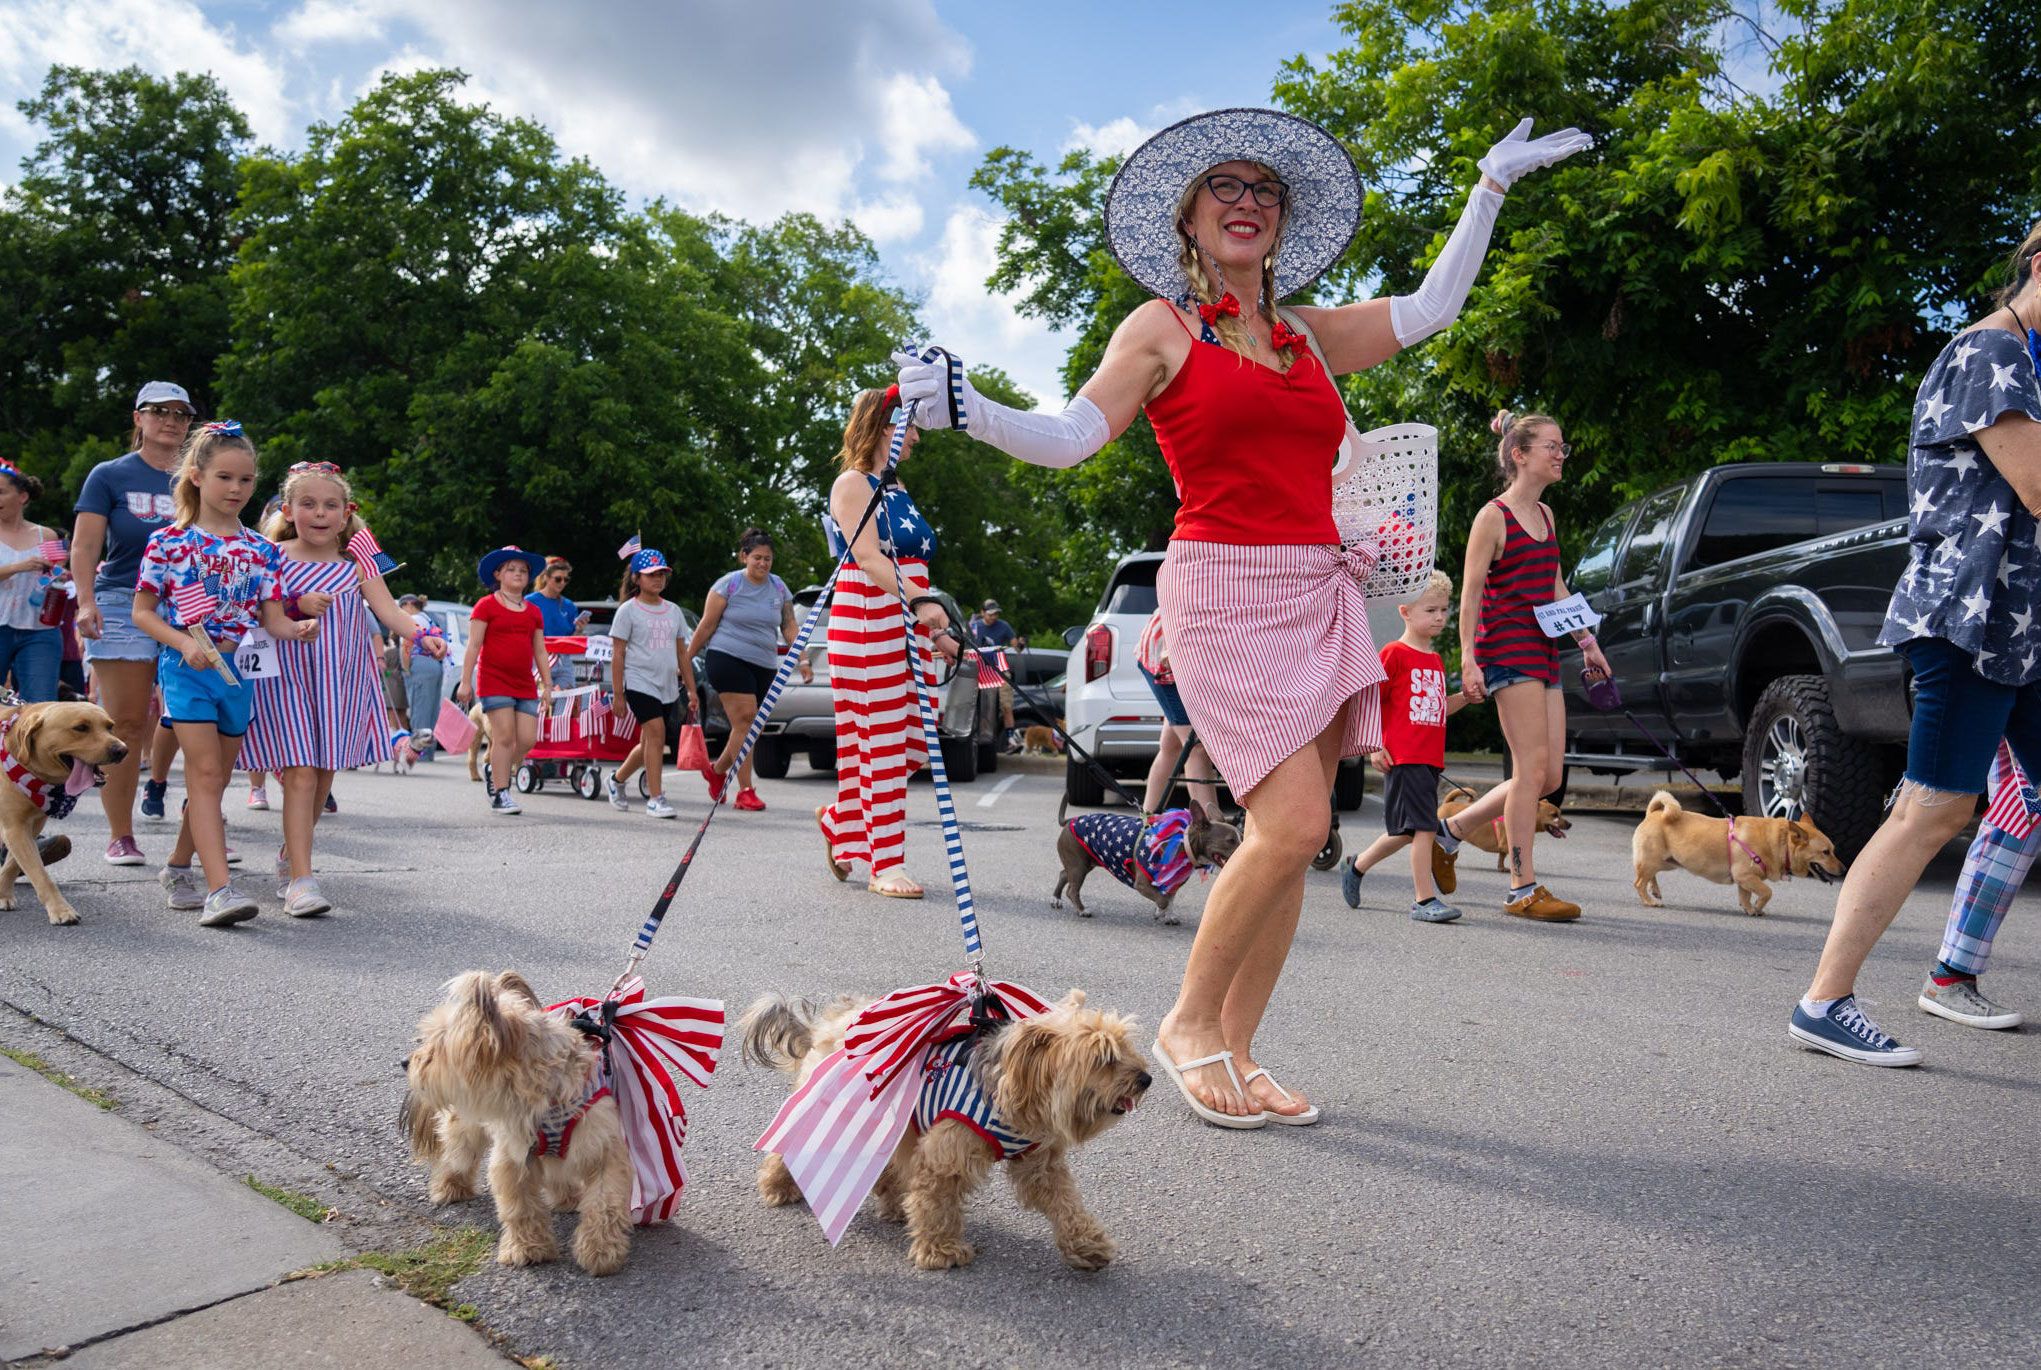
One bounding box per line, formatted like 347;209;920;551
1646;790;1681;818
738;993;822;1075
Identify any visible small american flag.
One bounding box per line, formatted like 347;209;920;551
1983;742;2039;839
346;526;398;579
616;532;642;561
170;579;215;629
35;538;65;565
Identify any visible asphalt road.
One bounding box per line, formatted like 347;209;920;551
4;756;2038;1369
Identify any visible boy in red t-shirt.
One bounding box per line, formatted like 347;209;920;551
1342;571;1468;921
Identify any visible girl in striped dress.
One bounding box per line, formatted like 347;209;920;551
240;462;445;916
814;388;957;898
1450;411;1612;921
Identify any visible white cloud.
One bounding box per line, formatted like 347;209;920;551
0;0;297;147
275;0;393;51
1061;98;1201;160
918;203;1070;405
873;71;974;183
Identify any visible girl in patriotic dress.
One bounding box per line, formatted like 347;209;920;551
240;462;445;916
132;422;316;928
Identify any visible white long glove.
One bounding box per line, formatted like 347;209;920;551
1477;116;1591;191
892;346;1108;469
1389;118;1591;347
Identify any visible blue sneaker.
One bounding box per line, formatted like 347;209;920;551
1788;995;1923;1067
1341;857;1363;909
1410;898;1462;923
140;779;168;821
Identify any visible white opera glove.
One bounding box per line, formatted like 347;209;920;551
891;345;1109;469
1476;116;1591;191
1388;183;1503;348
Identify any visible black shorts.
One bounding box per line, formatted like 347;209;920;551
704;649;775;699
623;689;680;729
1381;763;1444;837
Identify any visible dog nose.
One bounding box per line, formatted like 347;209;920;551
1134;1071;1152;1091
107;742;129;760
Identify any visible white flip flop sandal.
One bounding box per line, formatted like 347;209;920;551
1242;1067;1320;1126
1152;1040;1266;1130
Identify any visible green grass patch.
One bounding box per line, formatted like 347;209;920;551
2;1044;116;1110
343;1226;495;1308
244;1174;332;1223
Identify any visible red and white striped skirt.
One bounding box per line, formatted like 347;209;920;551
1157;540;1384;799
820;560;935;876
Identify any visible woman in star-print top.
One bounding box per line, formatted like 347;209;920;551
1793;219;2041;1068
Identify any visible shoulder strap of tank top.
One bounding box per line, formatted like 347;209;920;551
1162;302;1197;341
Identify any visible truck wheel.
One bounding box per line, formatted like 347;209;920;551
1333;759;1366;811
1064;753;1106;807
1742;675;1886;860
940;733;979;783
751;738;790;780
807;739;837;774
977;736;1000;774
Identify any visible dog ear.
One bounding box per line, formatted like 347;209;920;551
989;1017;1065;1136
1057;987;1087;1011
1787;824;1809;851
493;971;543;1008
15;712;43;761
1186;799;1208;828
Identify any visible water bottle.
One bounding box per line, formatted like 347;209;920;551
37;572;68;627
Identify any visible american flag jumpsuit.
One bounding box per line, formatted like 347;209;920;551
818;473;937;878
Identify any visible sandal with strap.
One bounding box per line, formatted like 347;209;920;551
1242;1067;1320;1126
867;872;924;899
815;806;849;882
1151;1040;1266;1129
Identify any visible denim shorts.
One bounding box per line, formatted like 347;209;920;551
1901;638;2041;793
1140;664;1190;726
84;589;160;663
479;695;540;717
1483;662;1545;694
159;645;253;736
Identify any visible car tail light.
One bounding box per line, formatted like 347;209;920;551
1084;624;1113;682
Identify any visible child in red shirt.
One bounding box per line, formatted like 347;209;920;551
1342;571;1468;921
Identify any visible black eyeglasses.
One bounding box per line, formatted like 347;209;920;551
138;405;194;422
1203;174;1288;209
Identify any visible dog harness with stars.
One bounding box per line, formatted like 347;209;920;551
913;1031;1035;1162
530;1045;611;1159
1067;809;1193;897
0;715;76;820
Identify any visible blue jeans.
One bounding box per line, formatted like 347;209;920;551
405;654;445;758
1900;637;2041;793
0;624;60;702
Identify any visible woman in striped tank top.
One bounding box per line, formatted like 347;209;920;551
1450;411;1611;921
240;464;445;916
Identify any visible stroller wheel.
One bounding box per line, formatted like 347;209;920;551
1311;829;1343;871
575;767;602;801
514;763;541;794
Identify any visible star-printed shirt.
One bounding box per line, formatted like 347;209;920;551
1377;639;1449;767
823;475;938;562
135;524;283;645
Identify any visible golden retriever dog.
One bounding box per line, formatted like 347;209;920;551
741;988;1149;1271
1631;790;1844;916
1437;784;1571;871
404;971;635;1275
464;703;492;783
0;701;127;925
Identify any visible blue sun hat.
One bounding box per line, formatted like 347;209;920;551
478;545;547;588
631;549;670;574
1104;107;1362;304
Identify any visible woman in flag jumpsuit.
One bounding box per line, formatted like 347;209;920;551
815;387;959;899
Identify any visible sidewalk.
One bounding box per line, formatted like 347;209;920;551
0;1055;508;1368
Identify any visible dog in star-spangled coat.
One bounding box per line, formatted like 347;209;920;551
1053;801;1241;923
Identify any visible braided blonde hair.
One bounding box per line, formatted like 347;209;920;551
1173;162;1292;369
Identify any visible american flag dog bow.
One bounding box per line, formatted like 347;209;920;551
755;971;1049;1244
547;976;724;1225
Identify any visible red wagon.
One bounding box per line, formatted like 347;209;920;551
512;634;647;801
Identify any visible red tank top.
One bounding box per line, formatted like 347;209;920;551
1474;499;1560;682
1143;313;1347;545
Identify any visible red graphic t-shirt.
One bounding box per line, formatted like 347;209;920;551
470;594;545;700
1378;639;1448;768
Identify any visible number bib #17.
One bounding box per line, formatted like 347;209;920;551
1533;593;1602;639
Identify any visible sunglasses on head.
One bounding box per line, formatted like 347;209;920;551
288;460;342;475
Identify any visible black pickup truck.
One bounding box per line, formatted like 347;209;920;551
1556;462;1914;857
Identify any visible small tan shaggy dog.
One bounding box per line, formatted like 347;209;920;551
1437;784;1572;871
1631;790;1844;915
0;700;128;925
741;988;1150;1271
404;971;635;1275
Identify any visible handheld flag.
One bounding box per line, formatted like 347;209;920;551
35;538;65;565
169;579;216;629
433;698;478;754
616;532;642;561
347;527;399;579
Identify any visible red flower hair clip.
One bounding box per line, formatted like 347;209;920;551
1270;320;1308;352
1197;293;1242;326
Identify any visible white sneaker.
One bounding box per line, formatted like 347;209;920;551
159;865;204;911
645;795;678;819
247;786;269;811
282;876;331;918
607;775;629;811
198;882;259;928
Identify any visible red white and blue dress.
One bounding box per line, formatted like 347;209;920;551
240;557;390;771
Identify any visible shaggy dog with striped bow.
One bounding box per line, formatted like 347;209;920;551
404;971;635;1275
741;988;1150;1271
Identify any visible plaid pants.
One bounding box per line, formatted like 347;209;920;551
1941;818;2041;976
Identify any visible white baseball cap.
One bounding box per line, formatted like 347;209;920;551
133;381;192;410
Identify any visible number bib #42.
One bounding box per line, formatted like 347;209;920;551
233;626;281;679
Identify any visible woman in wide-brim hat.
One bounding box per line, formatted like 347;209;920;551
898;107;1587;1128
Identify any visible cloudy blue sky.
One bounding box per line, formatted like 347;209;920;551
0;0;1354;401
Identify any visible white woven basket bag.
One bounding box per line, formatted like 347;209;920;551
1331;421;1439;604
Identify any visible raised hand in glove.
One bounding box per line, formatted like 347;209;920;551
891;345;974;432
1477;117;1592;191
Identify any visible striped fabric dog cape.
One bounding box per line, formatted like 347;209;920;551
914;1030;1035;1161
1067;808;1194;897
546;978;724;1226
756;972;1050;1244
